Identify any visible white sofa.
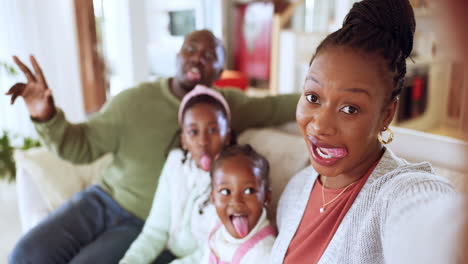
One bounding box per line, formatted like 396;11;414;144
14;124;467;233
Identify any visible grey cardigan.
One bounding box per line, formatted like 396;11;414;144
270;148;455;264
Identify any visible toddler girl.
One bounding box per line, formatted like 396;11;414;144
202;144;276;264
120;85;233;264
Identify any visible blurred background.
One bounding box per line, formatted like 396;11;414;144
0;0;467;262
0;0;468;139
1;0;467;141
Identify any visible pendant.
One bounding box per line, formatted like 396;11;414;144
320;207;324;213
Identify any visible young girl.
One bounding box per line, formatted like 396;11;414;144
201;144;276;264
120;85;233;264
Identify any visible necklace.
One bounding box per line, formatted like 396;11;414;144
320;176;357;213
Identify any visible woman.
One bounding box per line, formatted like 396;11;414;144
271;0;456;263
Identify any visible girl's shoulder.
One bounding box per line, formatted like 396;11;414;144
161;149;186;176
166;149;186;165
164;149;208;185
242;234;276;264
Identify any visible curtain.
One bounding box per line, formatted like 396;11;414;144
0;0;85;138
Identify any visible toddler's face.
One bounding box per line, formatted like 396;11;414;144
181;103;230;171
211;154;268;239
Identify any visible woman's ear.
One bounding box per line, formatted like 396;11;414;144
382;99;398;129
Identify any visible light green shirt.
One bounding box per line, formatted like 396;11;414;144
34;78;299;220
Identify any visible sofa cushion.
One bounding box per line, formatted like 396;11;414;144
14;148;112;211
238;128;309;225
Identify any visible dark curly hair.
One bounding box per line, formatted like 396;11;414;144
311;0;416;102
210;144;270;192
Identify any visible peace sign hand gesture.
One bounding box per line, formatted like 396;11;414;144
6;55;56;122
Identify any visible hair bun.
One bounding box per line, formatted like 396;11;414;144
343;0;415;59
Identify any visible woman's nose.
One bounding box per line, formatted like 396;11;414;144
309;108;337;137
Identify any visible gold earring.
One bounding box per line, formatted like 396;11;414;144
378;126;394;145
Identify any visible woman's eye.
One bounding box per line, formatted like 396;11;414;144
244;188;256;195
220;189;230;196
305;94;320;104
341;105;359;115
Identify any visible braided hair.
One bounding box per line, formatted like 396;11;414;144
311;0;416;102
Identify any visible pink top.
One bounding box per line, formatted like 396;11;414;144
284;161;378;264
208;222;276;264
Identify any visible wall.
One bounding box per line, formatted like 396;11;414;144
99;0;150;96
145;0;223;77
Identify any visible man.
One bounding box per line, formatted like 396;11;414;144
7;30;299;263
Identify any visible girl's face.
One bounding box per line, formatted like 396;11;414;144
181;103;230;171
296;46;397;181
211;154;269;239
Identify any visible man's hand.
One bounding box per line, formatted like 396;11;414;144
6;55;56;121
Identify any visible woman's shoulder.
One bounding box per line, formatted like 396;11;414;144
371;148;454;197
276;166;317;218
281;166;317;197
290;166;317;185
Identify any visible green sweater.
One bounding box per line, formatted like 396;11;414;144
34;78;299;220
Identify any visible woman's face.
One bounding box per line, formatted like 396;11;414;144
296;46;397;180
181;103;230;171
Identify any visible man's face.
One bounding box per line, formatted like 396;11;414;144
174;31;224;91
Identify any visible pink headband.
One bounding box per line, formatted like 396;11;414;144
178;84;231;125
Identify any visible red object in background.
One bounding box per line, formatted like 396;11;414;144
411;77;424;101
233;3;273;81
411;76;426;118
214;70;249;91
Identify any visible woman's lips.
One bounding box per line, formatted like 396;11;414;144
307;136;348;167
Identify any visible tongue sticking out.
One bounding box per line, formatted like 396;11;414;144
320;147;347;158
200;155;211;171
232;216;249;238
